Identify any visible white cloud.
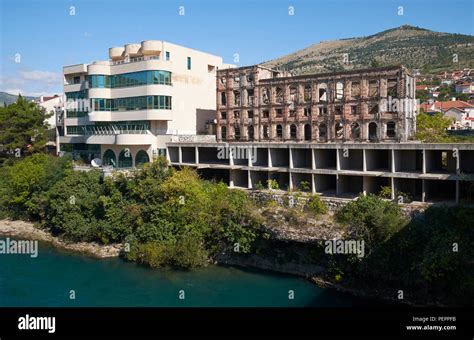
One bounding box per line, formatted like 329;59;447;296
19;70;62;84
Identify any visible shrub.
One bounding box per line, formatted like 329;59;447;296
378;186;392;199
267;179;279;190
336;194;407;250
305;194;328;215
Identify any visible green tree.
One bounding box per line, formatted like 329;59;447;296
415;111;452;142
0;96;52;157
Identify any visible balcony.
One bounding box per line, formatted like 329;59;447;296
89;109;173;122
84;128;156;145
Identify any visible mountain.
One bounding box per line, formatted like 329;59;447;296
0;92;39;107
261;25;474;75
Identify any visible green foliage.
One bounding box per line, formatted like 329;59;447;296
336;194;407;250
299;180;311;192
378;186;392;199
43;170;105;241
267;179;279;190
305;194;328;215
255;181;265;190
0;96;52;156
0;153;72;219
415;111;452;142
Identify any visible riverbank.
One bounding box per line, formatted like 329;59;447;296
0;219;121;258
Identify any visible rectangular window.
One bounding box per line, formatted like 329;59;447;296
166;51;170;61
187;57;191;70
73;76;80;84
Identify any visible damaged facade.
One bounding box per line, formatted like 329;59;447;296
216;65;416;143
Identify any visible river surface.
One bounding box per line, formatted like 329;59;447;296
0;240;374;307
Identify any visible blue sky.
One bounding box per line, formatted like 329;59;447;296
1;0;473;96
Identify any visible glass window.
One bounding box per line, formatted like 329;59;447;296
166;51;170;61
187;57;191;70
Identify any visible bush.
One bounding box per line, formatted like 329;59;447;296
305;194;328;215
378;186;392;199
336;194;407;250
267;179;279;190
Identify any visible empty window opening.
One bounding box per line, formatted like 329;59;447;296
369;80;379;97
248;125;254;140
263;125;269;138
387;78;398;97
335;105;343;115
247;110;254;119
220;111;227;120
351;122;360;139
289;109;296;117
290;124;297;139
304;85;312;102
319;123;327;139
304;107;311;116
276;109;283;117
351;105;359;115
290;86;297;102
335;82;344;100
234;126;241;140
220;76;226;85
262;88;270;104
233;91;241;106
221;92;226;106
276;124;283;138
369;122;378;141
304;124;311;141
387;121;396;138
262;110;269;119
319;106;328;116
319;87;327;102
234;75;240;86
351;81;361;98
276;87;284;103
335;122;344;139
233;111;240;119
247;89;254;106
369;104;378;115
221;126;227;139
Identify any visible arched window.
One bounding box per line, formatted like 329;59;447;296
135;150;150;167
368;122;378;141
335;122;343;139
276;124;283;138
234;126;240;140
118;149;133;168
351;122;360;139
263;125;269;139
319;123;327;139
387;121;396;138
103;149;116;167
290;124;297;139
221;126;227;140
248;125;254;140
304;124;311;141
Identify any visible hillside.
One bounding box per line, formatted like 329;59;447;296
261;25;474;75
0;92;38;107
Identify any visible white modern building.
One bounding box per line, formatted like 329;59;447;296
59;40;227;167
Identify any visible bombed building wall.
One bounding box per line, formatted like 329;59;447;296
216;65;416;143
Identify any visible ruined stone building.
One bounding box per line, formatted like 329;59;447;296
216;65;416;143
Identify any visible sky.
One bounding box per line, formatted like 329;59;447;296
0;0;473;96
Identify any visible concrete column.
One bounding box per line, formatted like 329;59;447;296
336;148;341;171
289;148;294;169
362;176;368;196
289;172;293;191
422;149;426;174
229;170;235;188
362;149;367;172
229;145;234;166
422;179;426;202
336;174;341;196
248;170;252;189
248;147;252;167
195;146;199;165
311;174;316;194
268;148;272;168
391;177;395;200
456;149;460;175
178;146;182;163
311;148;316;170
391;149;395;173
